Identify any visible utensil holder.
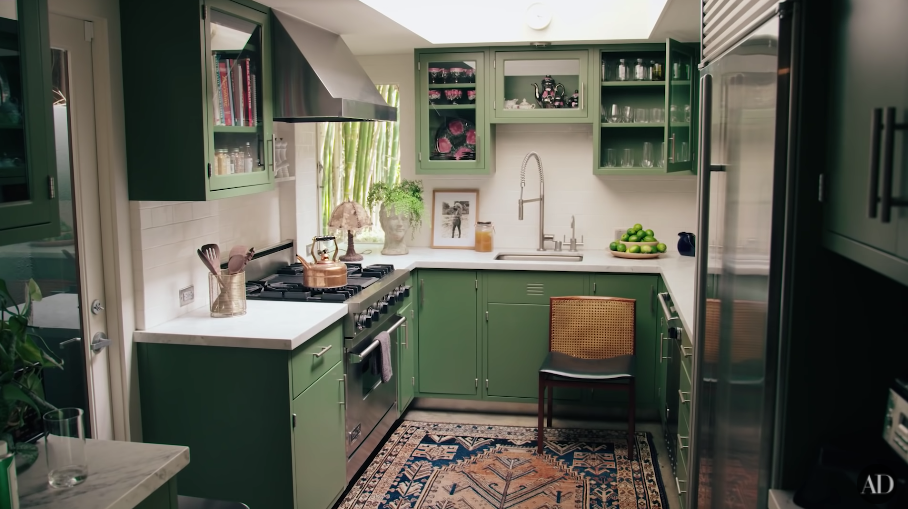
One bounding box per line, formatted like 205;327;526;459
209;271;246;317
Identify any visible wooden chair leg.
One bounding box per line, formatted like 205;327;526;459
628;380;636;462
537;374;545;454
546;385;554;427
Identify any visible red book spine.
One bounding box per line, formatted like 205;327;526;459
232;60;244;127
218;61;232;126
245;59;253;126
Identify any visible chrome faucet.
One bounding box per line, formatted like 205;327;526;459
518;151;552;251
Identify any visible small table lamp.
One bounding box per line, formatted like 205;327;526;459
328;200;372;262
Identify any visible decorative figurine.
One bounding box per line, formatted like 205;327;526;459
532;75;565;109
567;89;580;108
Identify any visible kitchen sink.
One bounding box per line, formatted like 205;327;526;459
494;253;584;262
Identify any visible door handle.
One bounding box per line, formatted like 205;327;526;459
59;337;82;349
90;332;111;352
879;107;908;223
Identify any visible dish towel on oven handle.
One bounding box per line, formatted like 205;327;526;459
375;331;393;383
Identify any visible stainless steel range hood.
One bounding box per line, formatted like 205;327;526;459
272;10;397;122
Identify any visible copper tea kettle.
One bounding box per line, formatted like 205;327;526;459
296;236;348;288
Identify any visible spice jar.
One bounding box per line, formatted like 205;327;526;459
215;149;229;175
475;222;494;252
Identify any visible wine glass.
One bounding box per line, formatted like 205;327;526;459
621;106;633;124
642;142;654;168
608;104;620;123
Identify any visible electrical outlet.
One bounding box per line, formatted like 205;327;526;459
179;286;194;306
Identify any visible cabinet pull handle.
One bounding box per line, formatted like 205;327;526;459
676;477;687;495
678;389;691;404
59;337;81;349
475;133;480;163
592;282;597;294
669;133;676;163
880;107;908;223
678;433;689;450
339;375;346;405
650;285;655;312
312;344;332;358
658;292;679;322
660;333;670;361
580;81;585;110
401;322;408;348
680;345;692;358
868;108;883;218
420;279;424;308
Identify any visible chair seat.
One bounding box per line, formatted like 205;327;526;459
539;352;635;380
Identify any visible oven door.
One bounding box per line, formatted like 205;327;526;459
344;314;403;459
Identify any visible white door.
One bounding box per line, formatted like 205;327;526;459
46;12;114;439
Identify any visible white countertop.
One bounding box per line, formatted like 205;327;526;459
134;300;347;350
134;248;696;350
768;489;800;509
18;439;189;509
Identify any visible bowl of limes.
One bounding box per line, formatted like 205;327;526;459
609;223;668;258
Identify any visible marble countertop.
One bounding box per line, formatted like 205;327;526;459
134;300;347;350
18;439;189;509
768;489;800;509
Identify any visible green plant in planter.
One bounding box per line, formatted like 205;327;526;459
0;279;63;471
367;180;425;237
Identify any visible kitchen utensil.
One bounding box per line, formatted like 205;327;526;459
605;148;617;167
209;271;246;317
302;236;348;288
531;75;564;109
201;243;220;270
677;232;695;256
610;250;661;259
621;148;634;167
642;142;654;167
227;245;255;274
634;108;648;123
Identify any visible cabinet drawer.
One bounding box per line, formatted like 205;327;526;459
291;321;343;398
486;272;585;304
678;401;690;474
679;353;692;415
677;445;689;508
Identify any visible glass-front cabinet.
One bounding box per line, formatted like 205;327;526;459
416;51;489;174
121;0;273;201
0;0;58;245
493;50;590;121
593;40;697;174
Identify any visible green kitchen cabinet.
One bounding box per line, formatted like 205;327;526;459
823;0;908;286
415;50;492;174
416;269;479;397
492;50;592;122
293;361;347;509
398;300;416;414
594;41;697;175
138;319;345;509
120;0;274;201
656;277;670;425
0;0;59;245
589;274;659;414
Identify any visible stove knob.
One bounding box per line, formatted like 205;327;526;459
402;285;411;297
370;307;380;321
387;293;397;305
357;312;372;329
378;301;388;314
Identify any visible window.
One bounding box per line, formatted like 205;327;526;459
317;85;400;242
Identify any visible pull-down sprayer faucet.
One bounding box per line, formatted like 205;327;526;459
518;152;550;251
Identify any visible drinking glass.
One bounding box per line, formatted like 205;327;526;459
605;148;617;167
680;142;690;162
684;104;692;122
44;408;88;488
621;106;633;123
607;104;620;123
657;142;665;167
621;148;634;168
642;142;654;168
670;105;678;122
651;107;664;124
634;108;648;123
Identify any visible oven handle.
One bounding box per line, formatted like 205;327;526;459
348;315;407;364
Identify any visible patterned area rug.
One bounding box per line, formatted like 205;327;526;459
339;421;667;509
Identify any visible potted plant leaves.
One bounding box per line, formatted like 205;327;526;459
366;180;425;255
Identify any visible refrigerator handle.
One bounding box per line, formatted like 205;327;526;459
867;108;882;218
880;107;908;223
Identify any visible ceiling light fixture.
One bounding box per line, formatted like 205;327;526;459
525;2;552;30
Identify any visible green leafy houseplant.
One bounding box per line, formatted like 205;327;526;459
367;180;425;236
0;279;62;470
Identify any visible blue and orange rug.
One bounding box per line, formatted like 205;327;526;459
339;421;668;508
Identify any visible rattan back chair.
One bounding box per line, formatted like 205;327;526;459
537;296;638;459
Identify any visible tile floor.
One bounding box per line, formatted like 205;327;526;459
404;409;682;509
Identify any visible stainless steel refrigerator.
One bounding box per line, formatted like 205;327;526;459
688;3;800;508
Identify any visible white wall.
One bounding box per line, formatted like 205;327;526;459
357;53;698;250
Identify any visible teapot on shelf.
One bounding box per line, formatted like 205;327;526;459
532;75;565;109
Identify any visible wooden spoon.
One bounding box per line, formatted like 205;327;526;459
227;246;255;274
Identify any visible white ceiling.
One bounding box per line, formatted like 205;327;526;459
257;0;700;56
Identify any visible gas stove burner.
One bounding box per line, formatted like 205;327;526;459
266;281;306;292
276;264;305;276
360;264;394;278
245;282;264;295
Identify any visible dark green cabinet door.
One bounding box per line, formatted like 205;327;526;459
589;274;659;413
293;361;346;509
485;303;580;400
824;0;908;281
0;0;59;245
666;38;696;173
656;278;670;425
398;301;415;414
417;270;478;396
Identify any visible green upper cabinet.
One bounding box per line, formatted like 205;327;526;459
120;0;274;201
594;41;697;175
0;0;59;245
415;50;491;175
823;0;908;286
492;50;591;122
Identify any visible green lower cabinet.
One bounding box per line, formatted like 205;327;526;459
485;303;579;401
656;277;670;425
398;301;416;414
416;270;479;396
293;361;346;509
589;274;659;414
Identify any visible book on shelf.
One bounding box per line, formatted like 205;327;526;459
212;55;257;127
245;59;253;126
218;59;232;126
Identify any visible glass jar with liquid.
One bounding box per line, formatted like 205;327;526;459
215;149;229;175
475;222;494;252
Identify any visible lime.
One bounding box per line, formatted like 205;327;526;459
656;243;667;253
627;227;636;236
645;229;654;237
628;245;641;254
616;243;627;252
620;233;630;242
641;245;654;254
628;235;639;242
643;236;656;242
609;241;619;251
635;229;645;237
633;223;643;231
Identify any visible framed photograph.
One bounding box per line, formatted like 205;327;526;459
431;189;479;249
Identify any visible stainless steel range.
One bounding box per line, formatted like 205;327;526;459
243;243;410;482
